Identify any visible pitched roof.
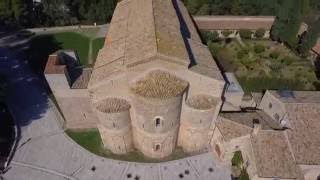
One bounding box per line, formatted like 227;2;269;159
216;116;252;141
193;16;275;30
269;90;320;103
89;0;223;88
267;90;320;165
285;103;320;165
251;131;299;179
312;42;320;55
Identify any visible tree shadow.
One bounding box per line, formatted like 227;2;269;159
26;34;62;77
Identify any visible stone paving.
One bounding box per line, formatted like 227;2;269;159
5;112;231;180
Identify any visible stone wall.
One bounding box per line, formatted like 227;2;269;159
258;91;286;124
45;73;98;129
95;98;134;154
131;95;183;158
179;95;222;153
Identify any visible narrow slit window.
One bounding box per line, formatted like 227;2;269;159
155;144;160;151
155;118;161;127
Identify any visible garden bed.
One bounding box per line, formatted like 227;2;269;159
207;39;319;92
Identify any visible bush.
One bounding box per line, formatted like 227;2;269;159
281;56;295;65
254;44;265;53
231;151;243;167
237;76;305;92
237;48;249;59
221;30;233;38
269;51;280;59
239;29;253;39
255;28;266;38
201;31;220;44
239;168;250;180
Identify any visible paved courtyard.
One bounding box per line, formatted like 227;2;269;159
0;39;230;180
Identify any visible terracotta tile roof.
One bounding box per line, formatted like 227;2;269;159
89;0;223;88
219;111;282;131
70;68;92;89
312;42;320;55
269;90;320;103
44;55;66;74
216;116;252;141
193;16;275;30
285;103;320;165
251;130;299;179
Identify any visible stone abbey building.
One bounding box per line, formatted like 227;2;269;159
89;0;225;158
44;0;320;178
45;0;225;159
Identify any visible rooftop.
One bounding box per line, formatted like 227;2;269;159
251;130;299;179
193;15;275;30
89;0;223;88
269;90;320;103
95;98;131;113
216;116;252;141
285;103;320;165
130;70;188;99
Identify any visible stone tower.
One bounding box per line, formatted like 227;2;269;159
88;0;225;158
95;98;134;154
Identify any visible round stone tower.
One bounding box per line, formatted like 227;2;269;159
179;94;221;153
95;98;134;154
130;70;188;158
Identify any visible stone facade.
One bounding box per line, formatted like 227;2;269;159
44;53;98;129
87;0;225;158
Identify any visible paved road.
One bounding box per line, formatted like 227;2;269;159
0;46;230;180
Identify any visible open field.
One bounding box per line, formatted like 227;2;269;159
66;129;187;163
208;39;320;92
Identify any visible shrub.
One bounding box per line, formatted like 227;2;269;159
239;29;252;39
255;28;266;38
281;56;294;65
221;30;233;38
237;48;249;59
254;44;265;54
231;151;243;167
201;30;219;44
269;51;280;59
239;168;250;180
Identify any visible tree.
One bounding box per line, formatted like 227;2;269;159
239;29;252;39
298;18;320;55
255;28;266;38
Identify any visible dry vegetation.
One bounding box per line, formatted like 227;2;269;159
95;98;131;113
130;70;188;99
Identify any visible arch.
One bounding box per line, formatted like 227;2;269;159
154;144;161;152
154;116;163;127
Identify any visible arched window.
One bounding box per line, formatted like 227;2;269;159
154;116;163;127
154;144;161;151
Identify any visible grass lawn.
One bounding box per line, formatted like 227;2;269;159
208;39;320;92
91;37;105;61
27;31;105;75
65;129;187;163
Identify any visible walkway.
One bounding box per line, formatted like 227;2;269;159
0;42;230;180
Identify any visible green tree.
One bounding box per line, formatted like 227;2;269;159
239;29;252;39
255;28;266;38
298;18;320;55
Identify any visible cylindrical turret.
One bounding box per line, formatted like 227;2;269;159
95;98;133;154
130;70;188;158
179;94;221;153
